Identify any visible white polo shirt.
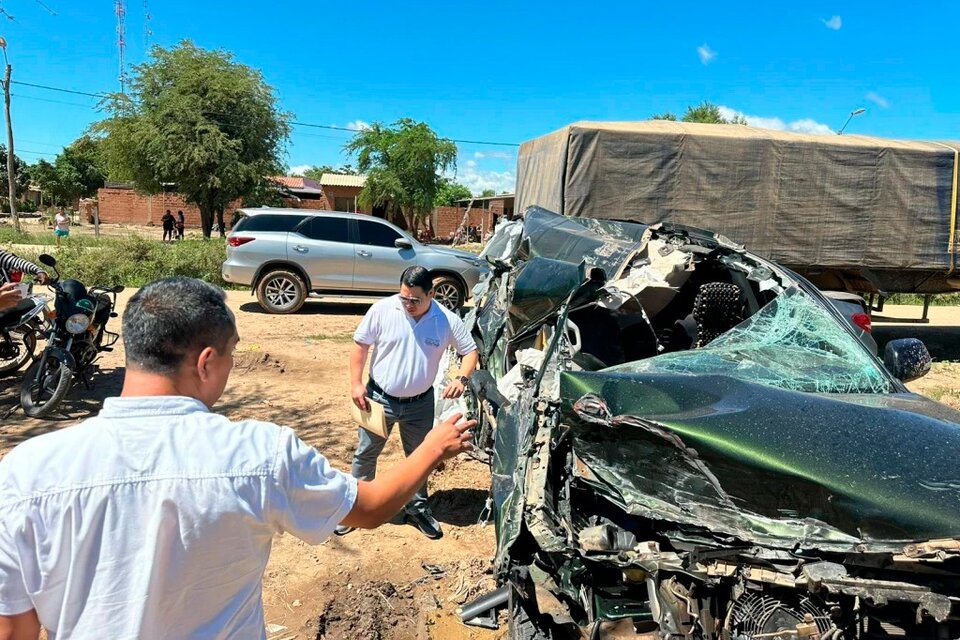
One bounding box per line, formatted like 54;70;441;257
354;295;477;398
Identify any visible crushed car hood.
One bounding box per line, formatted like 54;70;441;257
562;369;960;551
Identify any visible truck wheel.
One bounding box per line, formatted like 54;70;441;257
257;270;307;314
433;276;466;312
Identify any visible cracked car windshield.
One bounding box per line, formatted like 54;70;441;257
608;288;894;394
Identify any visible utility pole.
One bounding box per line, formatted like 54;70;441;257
0;37;19;233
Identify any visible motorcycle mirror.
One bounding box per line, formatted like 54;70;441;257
112;285;125;294
38;254;57;268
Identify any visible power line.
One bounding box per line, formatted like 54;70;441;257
12;93;99;108
7;80;523;147
11;80;106;98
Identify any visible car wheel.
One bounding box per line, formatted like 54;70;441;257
433;275;465;312
257;270;307;314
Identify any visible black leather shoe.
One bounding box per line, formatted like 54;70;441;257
334;525;355;536
405;510;443;539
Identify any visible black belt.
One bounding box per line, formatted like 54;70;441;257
367;379;433;404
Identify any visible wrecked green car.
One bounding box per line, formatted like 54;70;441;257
461;207;960;639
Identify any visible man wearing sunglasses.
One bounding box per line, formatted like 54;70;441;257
341;266;479;539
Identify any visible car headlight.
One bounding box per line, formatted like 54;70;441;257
65;313;91;335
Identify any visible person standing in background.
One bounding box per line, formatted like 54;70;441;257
53;208;71;248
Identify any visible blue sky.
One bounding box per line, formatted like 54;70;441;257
2;0;958;194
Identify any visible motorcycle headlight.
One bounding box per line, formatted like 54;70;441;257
65;313;91;335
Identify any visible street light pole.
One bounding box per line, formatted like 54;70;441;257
0;37;18;233
838;108;866;135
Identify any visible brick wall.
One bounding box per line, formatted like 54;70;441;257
318;185;370;214
433;206;499;239
97;187;240;227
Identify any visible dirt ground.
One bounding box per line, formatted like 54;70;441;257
2;294;960;639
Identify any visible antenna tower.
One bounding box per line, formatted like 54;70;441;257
143;0;152;50
115;0;126;93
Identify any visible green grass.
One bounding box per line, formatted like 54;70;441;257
8;233;228;288
884;293;960;306
304;333;356;343
0;226;126;248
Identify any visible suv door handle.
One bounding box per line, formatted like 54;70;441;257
357;250;372;258
293;245;308;253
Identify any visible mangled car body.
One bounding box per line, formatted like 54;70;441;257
465;207;960;639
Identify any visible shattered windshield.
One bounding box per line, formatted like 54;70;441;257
608;288;894;394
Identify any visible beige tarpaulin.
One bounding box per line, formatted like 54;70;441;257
516;121;960;293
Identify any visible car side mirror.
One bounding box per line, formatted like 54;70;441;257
38;254;56;268
883;338;931;383
395;238;413;250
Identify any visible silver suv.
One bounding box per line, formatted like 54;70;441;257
222;208;488;314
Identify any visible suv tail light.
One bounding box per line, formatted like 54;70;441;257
8;270;22;282
852;312;872;333
228;236;255;247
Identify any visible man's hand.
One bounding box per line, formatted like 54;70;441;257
442;378;466;399
351;383;369;411
34;271;50;285
422;412;476;460
0;282;22;312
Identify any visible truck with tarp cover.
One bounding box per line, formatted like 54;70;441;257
515;121;960;295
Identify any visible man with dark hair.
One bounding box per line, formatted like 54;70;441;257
341;266;479;540
0;277;475;638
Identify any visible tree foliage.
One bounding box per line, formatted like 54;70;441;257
0;144;29;198
345;119;456;233
94;41;290;237
434;179;472;206
296;164;357;181
650;102;748;125
28;136;106;205
480;189;496;198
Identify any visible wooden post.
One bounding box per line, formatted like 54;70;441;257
3;62;19;233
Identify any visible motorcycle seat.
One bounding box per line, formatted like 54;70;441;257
0;298;39;329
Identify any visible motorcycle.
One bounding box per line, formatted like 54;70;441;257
20;254;124;418
0;269;48;376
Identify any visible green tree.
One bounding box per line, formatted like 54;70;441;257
299;164;357;181
682;101;727;124
650;112;678;121
434;179;472;206
345;119;456;233
480;189;496;198
94;40;291;237
31;136;108;205
0;144;29;201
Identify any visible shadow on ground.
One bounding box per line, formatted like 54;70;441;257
239;302;371;317
873;325;960;362
430;488;489;527
0;366;125;450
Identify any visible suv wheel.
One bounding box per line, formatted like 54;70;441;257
433;275;465;312
257;270;307;314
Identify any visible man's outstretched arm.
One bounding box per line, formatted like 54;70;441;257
0;609;40;640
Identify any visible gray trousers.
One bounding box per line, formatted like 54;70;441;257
350;384;435;515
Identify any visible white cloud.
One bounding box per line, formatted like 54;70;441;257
865;92;889;108
822;15;842;30
447;158;515;195
288;164;312;176
345;120;370;131
718;105;834;135
697;44;716;65
473;150;514;160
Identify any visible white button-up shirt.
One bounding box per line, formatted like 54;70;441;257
0;396;357;639
354;295;477;398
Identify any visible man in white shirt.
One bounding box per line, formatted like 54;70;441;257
341;266;479;540
0;277;475;639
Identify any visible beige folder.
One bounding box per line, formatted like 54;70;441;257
351;399;388;438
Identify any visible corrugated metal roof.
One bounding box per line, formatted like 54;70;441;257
320;173;366;188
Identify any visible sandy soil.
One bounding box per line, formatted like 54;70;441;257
2;294;959;639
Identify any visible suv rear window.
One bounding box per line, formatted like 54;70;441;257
357;219;402;248
233;214;305;233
